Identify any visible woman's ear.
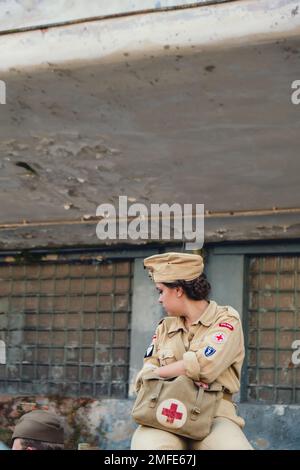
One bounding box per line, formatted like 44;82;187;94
176;287;184;298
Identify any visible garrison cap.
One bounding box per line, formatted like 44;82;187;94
12;410;64;444
144;252;204;283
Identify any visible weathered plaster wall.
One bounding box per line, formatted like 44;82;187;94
239;404;300;450
1;36;300;249
0;0;300;249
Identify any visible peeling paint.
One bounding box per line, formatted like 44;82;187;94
273;405;285;416
291;6;299;16
254;437;269;449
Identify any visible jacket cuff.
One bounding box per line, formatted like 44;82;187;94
183;351;201;381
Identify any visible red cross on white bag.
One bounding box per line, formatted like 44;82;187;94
156;399;187;428
162;403;183;424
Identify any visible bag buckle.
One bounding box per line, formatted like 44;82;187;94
190;406;201;421
149;395;157;408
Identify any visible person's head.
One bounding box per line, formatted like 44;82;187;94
12;410;64;450
144;252;211;315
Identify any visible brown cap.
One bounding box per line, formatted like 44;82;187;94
144;252;204;283
12;410;64;444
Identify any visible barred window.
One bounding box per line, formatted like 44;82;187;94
0;256;132;398
246;256;300;404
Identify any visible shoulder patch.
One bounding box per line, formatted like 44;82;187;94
144;343;154;358
219;322;234;331
211;332;227;344
204;346;216;357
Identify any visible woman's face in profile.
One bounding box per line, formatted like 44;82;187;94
156;282;183;316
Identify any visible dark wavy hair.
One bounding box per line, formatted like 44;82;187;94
163;273;211;301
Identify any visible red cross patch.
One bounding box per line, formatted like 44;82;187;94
162;403;183;424
212;331;227;344
156;399;187;429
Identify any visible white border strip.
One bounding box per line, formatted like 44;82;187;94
0;0;299;72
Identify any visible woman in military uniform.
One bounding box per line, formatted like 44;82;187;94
131;252;253;450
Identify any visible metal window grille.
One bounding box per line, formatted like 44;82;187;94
246;255;300;404
0;257;132;398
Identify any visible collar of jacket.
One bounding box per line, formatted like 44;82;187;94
167;300;218;334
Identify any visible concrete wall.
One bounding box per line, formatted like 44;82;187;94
240;404;300;450
129;257;163;396
205;253;245;315
1;0;300;251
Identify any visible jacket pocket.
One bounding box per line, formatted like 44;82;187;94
158;349;176;366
